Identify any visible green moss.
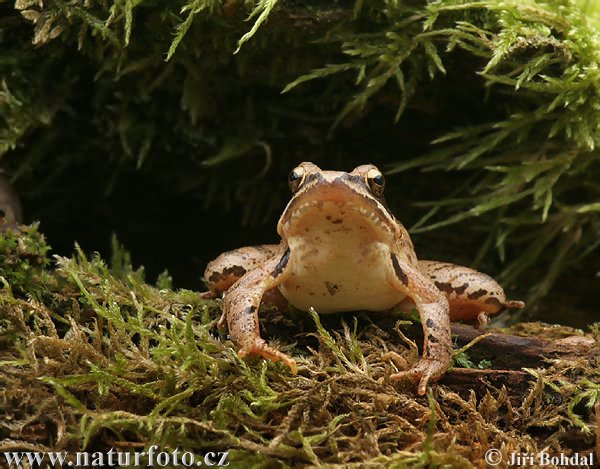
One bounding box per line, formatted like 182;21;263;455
1;226;598;465
0;224;52;297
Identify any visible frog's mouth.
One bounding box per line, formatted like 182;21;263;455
277;177;400;242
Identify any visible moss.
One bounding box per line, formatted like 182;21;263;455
0;224;52;297
1;226;598;466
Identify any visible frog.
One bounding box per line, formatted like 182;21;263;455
203;162;524;395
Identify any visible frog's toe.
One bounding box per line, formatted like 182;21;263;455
200;290;220;299
217;311;227;330
389;368;420;391
382;351;410;370
477;311;490;329
503;300;524;309
390;358;449;396
238;340;297;374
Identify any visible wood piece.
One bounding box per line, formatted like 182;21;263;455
440;368;533;401
451;324;596;370
391;323;596;400
426;324;596;401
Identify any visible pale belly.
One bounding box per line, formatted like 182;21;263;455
279;237;406;313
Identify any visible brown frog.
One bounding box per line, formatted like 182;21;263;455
203;162;523;394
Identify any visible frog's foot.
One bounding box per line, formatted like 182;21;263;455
217;310;227;330
390;358;449;396
382;351;409;370
238;339;298;374
200;290;220;299
477;299;524;329
477;311;489;329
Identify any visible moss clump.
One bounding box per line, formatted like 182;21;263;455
1;226;598;466
0;224;52;297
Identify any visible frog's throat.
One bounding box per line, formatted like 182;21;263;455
278;196;399;242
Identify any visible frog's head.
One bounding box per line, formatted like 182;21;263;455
277;162;401;241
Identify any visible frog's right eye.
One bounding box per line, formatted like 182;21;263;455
288;166;306;192
366;168;385;197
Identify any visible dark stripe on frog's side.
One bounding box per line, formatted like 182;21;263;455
434;281;454;294
467;289;487;300
208;265;247;283
390;254;409;286
434;281;469;296
272;248;291;277
485;297;502;306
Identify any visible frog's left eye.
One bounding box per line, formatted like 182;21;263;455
288;166;306;192
366;168;385;197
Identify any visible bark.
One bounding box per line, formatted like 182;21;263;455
440;368;533;401
451;324;596;369
436;324;596;401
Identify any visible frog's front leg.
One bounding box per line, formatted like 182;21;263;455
418;260;524;325
221;243;296;373
387;255;452;395
202;244;288;328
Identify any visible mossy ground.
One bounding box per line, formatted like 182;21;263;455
1;225;598;468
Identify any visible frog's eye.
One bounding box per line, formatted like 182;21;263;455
288;166;306;192
366;168;385;197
